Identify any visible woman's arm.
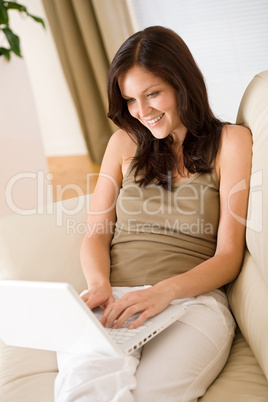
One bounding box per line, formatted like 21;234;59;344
80;130;135;309
100;124;252;328
165;124;253;297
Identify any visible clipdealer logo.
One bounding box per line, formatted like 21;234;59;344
4;170;263;234
4;171;118;227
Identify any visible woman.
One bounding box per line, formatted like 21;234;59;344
55;26;252;401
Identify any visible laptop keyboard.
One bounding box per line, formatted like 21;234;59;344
105;316;153;345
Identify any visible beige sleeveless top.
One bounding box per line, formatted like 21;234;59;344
110;157;220;286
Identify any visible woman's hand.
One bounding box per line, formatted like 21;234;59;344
81;284;115;310
100;283;175;329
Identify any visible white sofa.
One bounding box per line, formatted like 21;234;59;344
1;71;268;401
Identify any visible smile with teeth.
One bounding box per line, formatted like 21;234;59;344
147;113;164;124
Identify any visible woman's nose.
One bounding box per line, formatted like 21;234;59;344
137;100;151;118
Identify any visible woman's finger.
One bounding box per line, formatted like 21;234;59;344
100;299;135;327
128;310;152;329
112;304;144;328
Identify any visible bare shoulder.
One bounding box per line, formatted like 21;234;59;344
106;129;136;159
100;129;137;178
105;129;137;176
108;129;136;149
217;124;252;166
90;130;136;213
220;124;252;151
216;124;252;182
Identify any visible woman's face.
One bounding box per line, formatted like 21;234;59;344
118;65;187;142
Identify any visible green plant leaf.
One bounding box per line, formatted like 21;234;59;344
0;1;45;61
2;2;45;28
0;46;11;61
3;1;27;13
0;4;9;25
2;27;22;57
28;14;45;29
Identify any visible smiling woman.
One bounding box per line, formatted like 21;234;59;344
54;25;252;402
107;26;225;190
118;66;185;142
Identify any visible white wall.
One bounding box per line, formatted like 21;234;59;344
127;0;268;123
0;0;87;216
0;55;52;215
10;0;87;156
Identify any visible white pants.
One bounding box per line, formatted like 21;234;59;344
55;288;235;402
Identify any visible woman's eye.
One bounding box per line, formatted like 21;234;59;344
147;92;159;98
126;98;135;103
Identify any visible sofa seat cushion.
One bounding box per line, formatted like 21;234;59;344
199;329;268;402
0;339;56;402
1;329;267;402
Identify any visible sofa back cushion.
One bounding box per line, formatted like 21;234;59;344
236;70;268;284
228;71;268;380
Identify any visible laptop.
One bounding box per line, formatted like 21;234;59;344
0;280;186;356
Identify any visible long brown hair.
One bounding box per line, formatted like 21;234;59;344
107;26;224;190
